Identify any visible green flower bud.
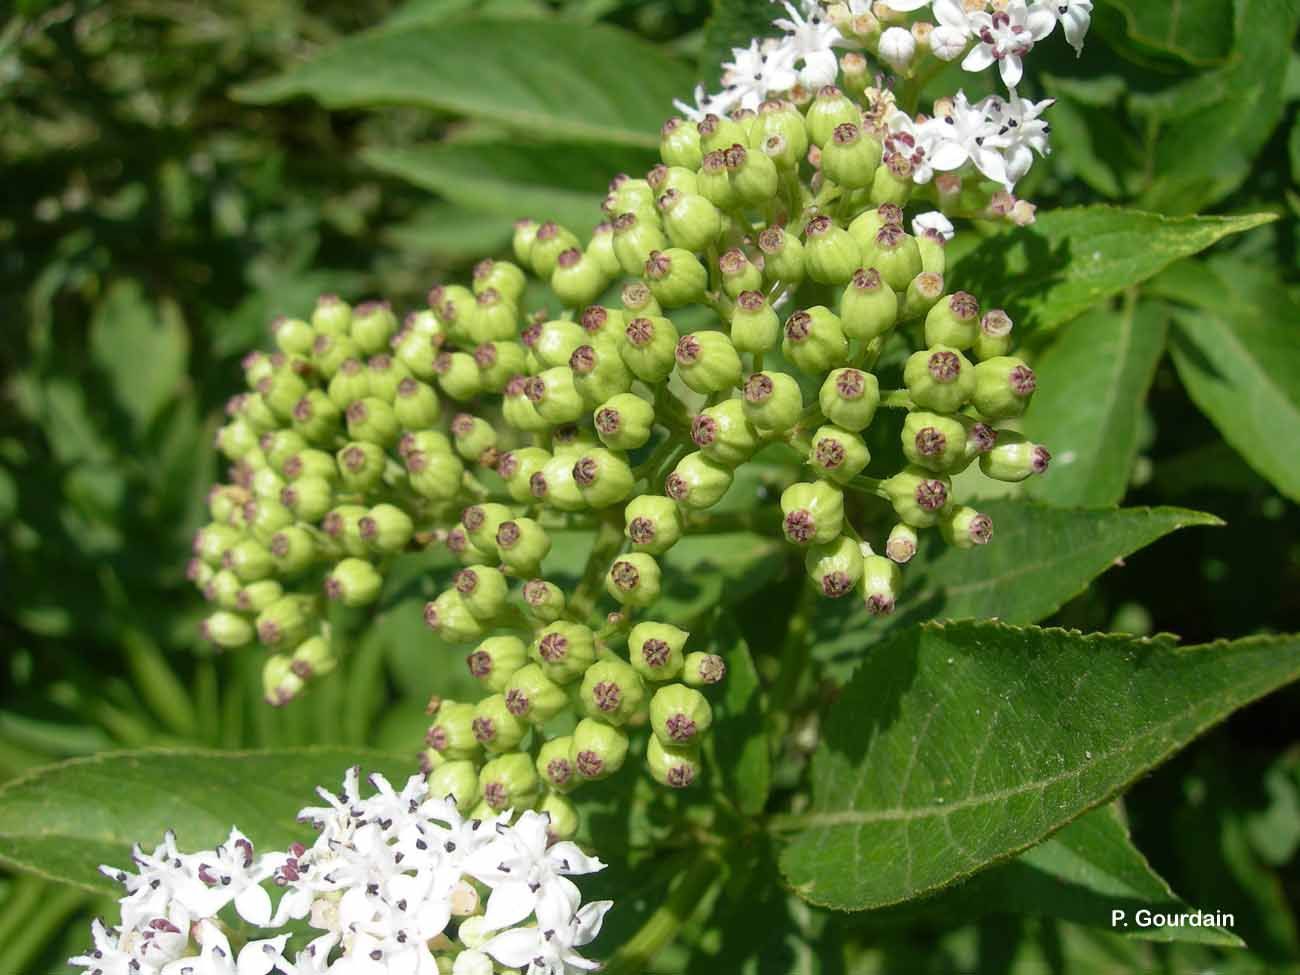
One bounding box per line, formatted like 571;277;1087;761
551;422;599;459
572;448;635;509
620;280;662;318
822;122;882;189
539;793;580;841
805;535;864;598
781;480;844;546
463;288;520;343
620;316;679;383
257;366;310;422
444;524;490;567
365;354;413;403
259;430;307;472
225;537;274;583
751;98;810;162
646;735;702;789
324;557;383;607
522;579;566;623
881;466;952;528
804;215;862;286
255;593;316;649
513;219;541;266
269;526;318;576
551;248;609;309
288;391;342;445
249;465;286;504
241;351;275;389
660;190;722;252
661;116;704;169
336;441;387;493
326;358;370;410
885;523;919;564
756;227;805;287
244;498;294;545
902;271;946;322
427;760;479;813
289;634;336;681
725;143;779;206
697;112;748;154
729;291;781;354
972;309;1015;361
650;683;712;747
406;446;465;502
525;368;584;425
572;718;629;782
716;248;762;301
611;211;667;278
809;423;871;483
608;174;656;215
570;343;633;408
979;432;1051;482
502;375;550;433
648;163;698;198
472;694;529;754
283;447;338;482
606;552;662;608
495;447;549;504
697;149;737;210
628;621;688;682
972;356;1037;420
495;517;552;576
675;331;742;394
530;453;587;512
904;345;975;413
423;590;485;644
530;221;581;280
473;257;527;304
235;578;283;615
232;393;279;435
901;412;969;473
505;663;569;724
861;553;902;616
479;752;540;811
350;301;398;355
345;397;399;448
742;370;803;434
578;304;625;347
312;332;364;380
861;224;923;292
848;203;903;252
644;248;708;308
868;152;914;206
389;377;440;431
467;635;529;693
473;341;528;393
433;351;484;402
532;621;597;684
939;505;994;550
805;85;860;148
360;503;414;554
262;654;304;706
665;451;733;510
624;495;684;555
448;414;496;464
426;700;481;761
200;609;254;649
918;228;947;276
924;292;981;349
594;393;654;451
311;294;352;336
692;398;760;467
322;504;370;558
580;659;646;726
682;651;726;687
391;328;438;383
537;736;580;794
453;564;510;621
839;268;899;341
783;305;849;373
816;367;877;432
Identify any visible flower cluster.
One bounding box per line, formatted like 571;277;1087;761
71;769;610;975
679;0;1090;193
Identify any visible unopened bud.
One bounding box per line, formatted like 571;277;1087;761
624;495;685;556
743;371;803;435
904;345;975;413
572;718;629;782
531;621;597;685
505;663;569;724
478;753;540;811
647;735;701;789
780;480;845;546
606;553;662;608
665;451;734;510
628;621;688;682
972;356;1036;420
861;554;902;616
580;659;646;726
882;466;952;528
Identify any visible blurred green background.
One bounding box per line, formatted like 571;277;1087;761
2;0;1299;971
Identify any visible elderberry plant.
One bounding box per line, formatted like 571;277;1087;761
70;0;1186;971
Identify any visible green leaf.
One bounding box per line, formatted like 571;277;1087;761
1167;258;1300;502
362;140;657;232
0;748;412;893
381;202;516;263
383;0;548;28
235;19;693;148
707;623;771;817
1135;0;1300;214
90;280;188;434
947;207;1273;337
810;503;1220;665
1023;300;1168;507
1098;0;1236;65
778;622;1300;910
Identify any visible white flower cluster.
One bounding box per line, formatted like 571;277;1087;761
675;0;1089;192
71;769;611;975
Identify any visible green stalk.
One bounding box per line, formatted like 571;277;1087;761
602;854;721;975
880;389;915;409
771;580;818;713
566;514;625;624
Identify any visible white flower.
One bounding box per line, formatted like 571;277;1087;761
879;27;917;71
481;896;613;975
929;0;976;60
722;39;798;110
1042;0;1092;54
883;111;942;184
465;810;605;933
181;828;274;925
928;91;1011;186
876;0;932;9
70;919;136;975
773;2;844;90
912;211;956;241
983;93;1055;186
963;1;1055;87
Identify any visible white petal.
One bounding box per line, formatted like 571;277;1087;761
482;928;543;969
237;937;289;975
546;842;604;876
879;0;930;9
998;53;1024;88
929;140;970;172
971;147;1010;187
572;900;613;947
961;46;995;74
1027;4;1058;40
234;882;273;926
1064;9;1090;53
483;879;538;931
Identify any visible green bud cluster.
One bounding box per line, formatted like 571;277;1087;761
195;89;1056;839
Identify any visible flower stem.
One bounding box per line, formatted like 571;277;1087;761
602;854;721;975
771;579;818;713
880;389;915;409
566;514;625;624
